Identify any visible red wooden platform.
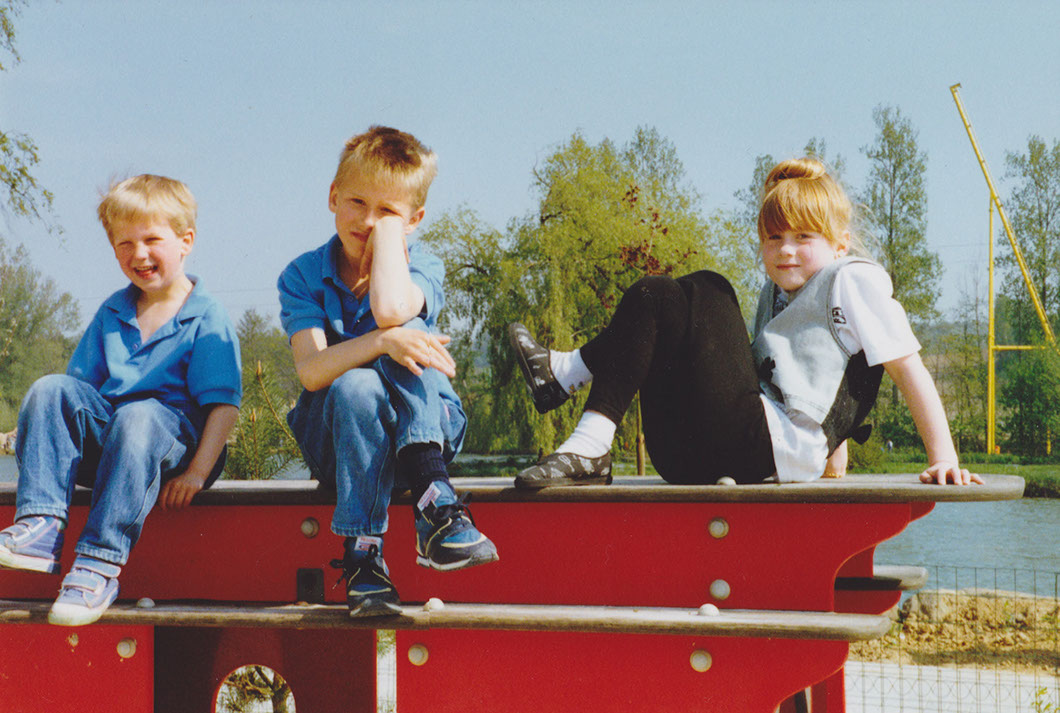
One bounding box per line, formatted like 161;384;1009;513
0;473;1024;712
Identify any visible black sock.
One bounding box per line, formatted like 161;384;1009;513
398;443;450;501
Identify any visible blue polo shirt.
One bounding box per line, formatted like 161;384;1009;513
278;234;445;343
67;277;242;435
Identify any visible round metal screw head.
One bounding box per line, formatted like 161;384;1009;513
408;644;430;666
117;638;137;659
709;579;731;601
690;649;713;672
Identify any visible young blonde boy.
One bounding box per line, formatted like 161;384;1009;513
278;126;496;617
0;175;242;625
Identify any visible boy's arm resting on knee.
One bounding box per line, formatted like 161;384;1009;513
159;404;240;510
883;353;982;486
291;326;455;392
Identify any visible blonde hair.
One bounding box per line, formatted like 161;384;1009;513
98;174;196;241
757;157;863;254
334;126;437;210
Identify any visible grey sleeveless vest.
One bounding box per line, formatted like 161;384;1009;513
751;257;883;453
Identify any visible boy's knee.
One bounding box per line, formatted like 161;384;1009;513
328;369;389;408
24;374;82;402
107;401;178;450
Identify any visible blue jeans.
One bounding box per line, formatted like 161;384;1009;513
287;347;466;538
14;375;200;565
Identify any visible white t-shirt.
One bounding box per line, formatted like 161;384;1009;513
759;263;921;482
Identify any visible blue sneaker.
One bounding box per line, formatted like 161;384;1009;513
48;557;121;627
0;516;64;574
415;481;499;571
331;536;401;618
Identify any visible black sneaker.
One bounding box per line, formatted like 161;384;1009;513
331;540;401;618
508;322;570;414
514;452;613;490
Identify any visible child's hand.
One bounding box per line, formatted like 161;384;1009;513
159;470;208;510
919;461;983;486
380;327;456;377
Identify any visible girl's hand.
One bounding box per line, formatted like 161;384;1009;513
159;470;208;510
919;461;983;486
379;327;456;378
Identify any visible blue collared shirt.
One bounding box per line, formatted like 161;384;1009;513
67;277;242;434
277;234;445;343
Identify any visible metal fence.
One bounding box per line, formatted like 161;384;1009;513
373;567;1060;713
847;566;1060;713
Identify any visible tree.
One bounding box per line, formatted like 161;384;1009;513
216;666;294;713
224;310;300;480
998;345;1060;457
861;105;941;325
935;272;989;453
0;238;79;429
0;0;58;233
997;135;1060;343
422;127;749;457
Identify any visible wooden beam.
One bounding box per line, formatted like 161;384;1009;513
0;599;891;641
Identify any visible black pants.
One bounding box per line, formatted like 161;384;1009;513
580;271;775;484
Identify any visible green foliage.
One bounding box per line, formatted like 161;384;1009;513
215;665;294;713
423;127;750;456
999;346;1060;457
870;375;921;449
1033;686;1059;713
0;238;79;429
0;0;58;234
861;105;940;325
0;1;23;70
848;432;884;471
224;311;301;480
998;135;1060;343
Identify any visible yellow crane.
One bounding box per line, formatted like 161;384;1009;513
950;84;1056;454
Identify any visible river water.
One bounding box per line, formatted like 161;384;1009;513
3;456;1057;592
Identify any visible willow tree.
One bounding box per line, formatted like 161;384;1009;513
0;0;58;234
423;127;748;456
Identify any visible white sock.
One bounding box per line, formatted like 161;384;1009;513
556;411;615;458
550;349;593;395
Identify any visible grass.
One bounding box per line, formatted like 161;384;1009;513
448;452;1060;499
853;460;1060;498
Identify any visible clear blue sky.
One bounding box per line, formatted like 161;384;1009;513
2;1;1058;329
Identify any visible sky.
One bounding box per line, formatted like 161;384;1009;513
1;1;1058;330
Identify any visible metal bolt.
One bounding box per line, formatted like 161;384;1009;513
117;638;137;659
708;517;729;539
690;649;713;672
709;579;731;601
408;644;429;666
300;517;320;538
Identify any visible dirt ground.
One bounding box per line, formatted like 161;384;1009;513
849;590;1060;677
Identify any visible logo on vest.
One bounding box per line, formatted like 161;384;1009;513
831;307;847;325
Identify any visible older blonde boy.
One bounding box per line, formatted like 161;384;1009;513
0;175;242;625
278;126;497;617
